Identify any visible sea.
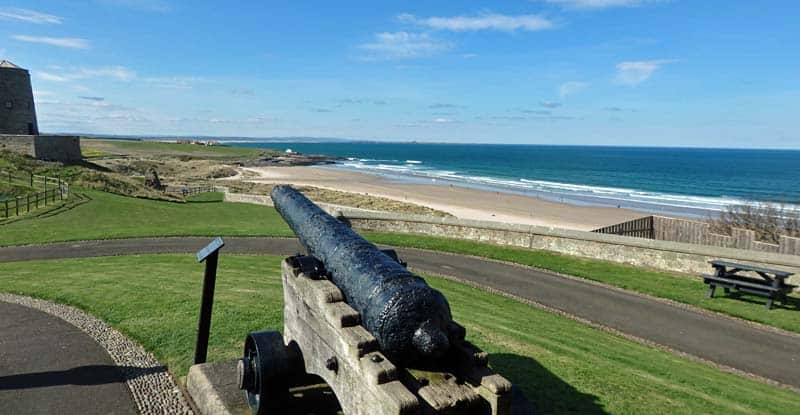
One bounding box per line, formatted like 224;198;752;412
230;142;800;218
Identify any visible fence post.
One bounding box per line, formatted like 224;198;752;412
30;172;33;187
36;192;39;208
26;194;30;212
15;196;19;216
3;200;7;218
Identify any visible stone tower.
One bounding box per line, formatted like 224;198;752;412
0;60;39;135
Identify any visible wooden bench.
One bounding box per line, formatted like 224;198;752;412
702;260;795;310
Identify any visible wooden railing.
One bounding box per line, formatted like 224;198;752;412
593;215;655;239
178;185;216;197
1;170;70;219
1;184;70;218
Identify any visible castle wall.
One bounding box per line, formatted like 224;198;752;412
33;136;82;162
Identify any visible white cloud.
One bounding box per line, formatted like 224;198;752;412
98;0;171;12
83;67;137;80
358;32;452;60
36;72;70;82
544;0;663;10
227;88;256;96
36;66;137;82
399;12;555;32
12;35;89;49
559;81;589;97
432;117;455;123
0;8;62;24
143;76;203;89
615;59;676;85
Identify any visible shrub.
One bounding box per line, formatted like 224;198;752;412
711;203;800;244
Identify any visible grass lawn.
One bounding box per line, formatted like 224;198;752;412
0;254;797;414
186;191;225;203
0;189;292;245
82;139;270;160
366;233;800;334
1;188;798;334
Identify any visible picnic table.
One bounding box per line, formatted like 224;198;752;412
702;260;796;310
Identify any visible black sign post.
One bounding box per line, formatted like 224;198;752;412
194;237;225;364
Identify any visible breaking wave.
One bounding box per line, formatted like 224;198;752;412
334;158;800;216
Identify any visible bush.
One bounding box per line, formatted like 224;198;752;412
711;203;800;244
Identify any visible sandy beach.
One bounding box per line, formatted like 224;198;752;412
234;165;650;231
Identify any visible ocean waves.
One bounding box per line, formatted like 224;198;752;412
333;158;800;217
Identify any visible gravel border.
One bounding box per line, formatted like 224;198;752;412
0;294;193;415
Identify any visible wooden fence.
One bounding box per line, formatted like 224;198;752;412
176;185;217;197
1;170;70;219
594;215;800;256
592;216;655;239
1;184;70;218
2;170;62;189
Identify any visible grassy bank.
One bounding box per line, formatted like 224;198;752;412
1;254;796;414
0;189;292;245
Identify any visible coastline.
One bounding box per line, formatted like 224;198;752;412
232;165;650;231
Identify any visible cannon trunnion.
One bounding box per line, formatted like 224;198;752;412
239;186;514;414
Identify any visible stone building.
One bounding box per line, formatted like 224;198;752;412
0;60;39;135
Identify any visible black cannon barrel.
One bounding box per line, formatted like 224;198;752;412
271;185;453;364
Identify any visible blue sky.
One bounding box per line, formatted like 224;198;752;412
1;1;798;148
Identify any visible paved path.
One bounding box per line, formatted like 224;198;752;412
1;237;799;389
0;301;137;414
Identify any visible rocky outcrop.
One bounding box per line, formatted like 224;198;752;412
240;153;341;167
144;168;165;190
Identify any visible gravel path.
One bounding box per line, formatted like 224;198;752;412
0;294;193;415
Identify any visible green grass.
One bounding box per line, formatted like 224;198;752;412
366;233;800;334
1;188;798;334
0;254;797;414
186;191;224;203
0;189;292;245
93;139;268;159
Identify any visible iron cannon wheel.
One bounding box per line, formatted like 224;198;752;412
240;330;291;415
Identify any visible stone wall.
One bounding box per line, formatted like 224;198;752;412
0;134;34;156
345;211;800;287
33;135;82;162
222;191;800;287
223;191;387;216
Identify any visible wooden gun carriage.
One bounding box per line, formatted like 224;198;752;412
236;186;515;415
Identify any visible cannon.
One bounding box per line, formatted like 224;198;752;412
238;186;515;415
271;184;454;364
